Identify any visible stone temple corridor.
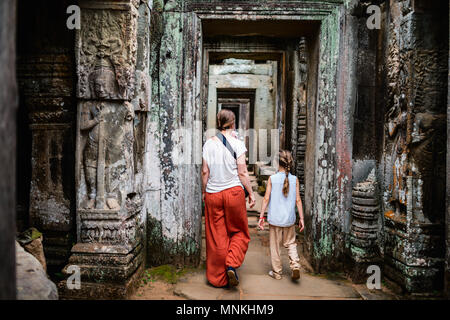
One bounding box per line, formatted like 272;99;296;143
0;0;449;301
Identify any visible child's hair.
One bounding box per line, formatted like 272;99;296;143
279;150;293;197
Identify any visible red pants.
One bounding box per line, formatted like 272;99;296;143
204;186;250;287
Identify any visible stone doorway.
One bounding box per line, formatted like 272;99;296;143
201;20;317;230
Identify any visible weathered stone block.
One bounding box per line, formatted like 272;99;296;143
16;242;58;300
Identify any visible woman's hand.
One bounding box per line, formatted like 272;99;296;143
248;192;256;208
298;219;305;232
202;192;206;203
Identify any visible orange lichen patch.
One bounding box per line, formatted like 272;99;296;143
384;210;407;224
384;210;395;219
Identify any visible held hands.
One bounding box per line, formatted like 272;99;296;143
258;217;265;231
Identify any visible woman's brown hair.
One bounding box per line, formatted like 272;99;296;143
216;109;235;131
279;150;293;197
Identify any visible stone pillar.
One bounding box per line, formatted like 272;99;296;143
58;0;151;299
146;5;203;266
0;0;17;300
295;37;308;199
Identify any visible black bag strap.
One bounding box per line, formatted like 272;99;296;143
216;132;237;160
216;132;250;198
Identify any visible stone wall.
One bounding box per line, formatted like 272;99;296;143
0;0;17;300
304;3;357;272
381;0;448;294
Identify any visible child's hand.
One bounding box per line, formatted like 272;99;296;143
258;218;265;231
298;219;304;232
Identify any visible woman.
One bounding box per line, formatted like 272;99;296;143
202;109;256;288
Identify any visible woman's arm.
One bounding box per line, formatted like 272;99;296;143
296;178;305;232
201;159;210;201
258;177;272;230
237;154;255;208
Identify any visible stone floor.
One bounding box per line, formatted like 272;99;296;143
131;217;397;301
130;174;397;300
172;218;396;300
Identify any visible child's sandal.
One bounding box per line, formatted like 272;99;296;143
292;268;301;280
268;270;282;280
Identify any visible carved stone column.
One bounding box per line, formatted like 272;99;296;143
349;170;381;283
59;0;149;299
295;37;308;199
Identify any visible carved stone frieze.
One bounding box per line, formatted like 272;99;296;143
76;1;139;100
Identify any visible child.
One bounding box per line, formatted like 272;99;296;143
258;150;305;280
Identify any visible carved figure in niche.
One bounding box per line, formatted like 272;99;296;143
410;112;446;223
387;94;409;216
81;59;122;210
130;71;150;174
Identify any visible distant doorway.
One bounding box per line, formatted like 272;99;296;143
217;90;255;152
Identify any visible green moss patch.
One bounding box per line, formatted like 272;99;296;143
141;265;197;285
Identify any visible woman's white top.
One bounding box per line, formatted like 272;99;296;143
202;136;247;193
268;172;297;227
